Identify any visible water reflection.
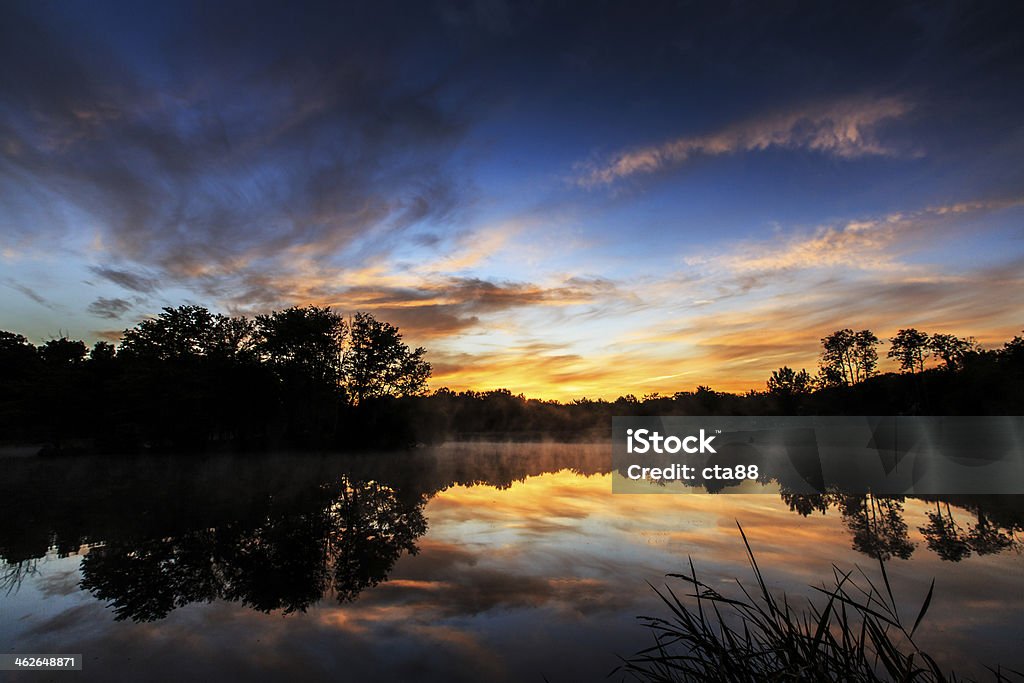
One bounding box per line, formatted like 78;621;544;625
1;445;1022;623
79;477;426;620
0;444;609;621
1;444;1023;680
780;492;1021;561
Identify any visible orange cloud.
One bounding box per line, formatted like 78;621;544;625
698;199;1024;275
578;96;913;186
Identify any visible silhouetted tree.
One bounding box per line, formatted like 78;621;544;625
254;306;345;384
33;337;90;447
114;306;272;448
820;329;880;385
1003;333;1024;362
38;337;88;365
765;367;813;414
929;333;978;371
89;341;116;362
852;330;882;379
0;331;37;364
767;367;813;396
692;385;721;412
249;306;346;443
343;312;430;404
766;367;813;413
816;365;846;389
0;332;40;439
887;328;930;373
119;305;252;361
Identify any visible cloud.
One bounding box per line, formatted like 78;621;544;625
88;266;159;294
691;198;1024;279
404;220;524;276
87;296;132;319
92;329;124;343
367;564;630;618
715;217;904;273
0;3;474;298
3;279;51;307
372;275;621;339
204;263;624;339
578;96;913;186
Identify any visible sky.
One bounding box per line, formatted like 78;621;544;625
1;0;1022;399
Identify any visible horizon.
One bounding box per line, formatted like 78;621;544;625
2;2;1023;401
3;304;1018;402
2;301;1015;403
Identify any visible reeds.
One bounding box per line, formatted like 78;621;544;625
616;523;1022;682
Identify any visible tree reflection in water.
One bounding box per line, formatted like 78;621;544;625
1;446;1023;624
79;477;426;621
781;491;1021;562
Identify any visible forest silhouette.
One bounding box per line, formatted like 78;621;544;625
1;305;1023;452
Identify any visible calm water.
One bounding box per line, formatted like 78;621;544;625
1;443;1023;681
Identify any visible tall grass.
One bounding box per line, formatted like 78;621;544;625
616;523;1022;682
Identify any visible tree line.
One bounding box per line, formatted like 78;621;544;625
787;327;983;390
0;305;429;450
760;327;1020;412
1;313;1021;452
408;326;1022;441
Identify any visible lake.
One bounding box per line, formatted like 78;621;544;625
1;442;1023;681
